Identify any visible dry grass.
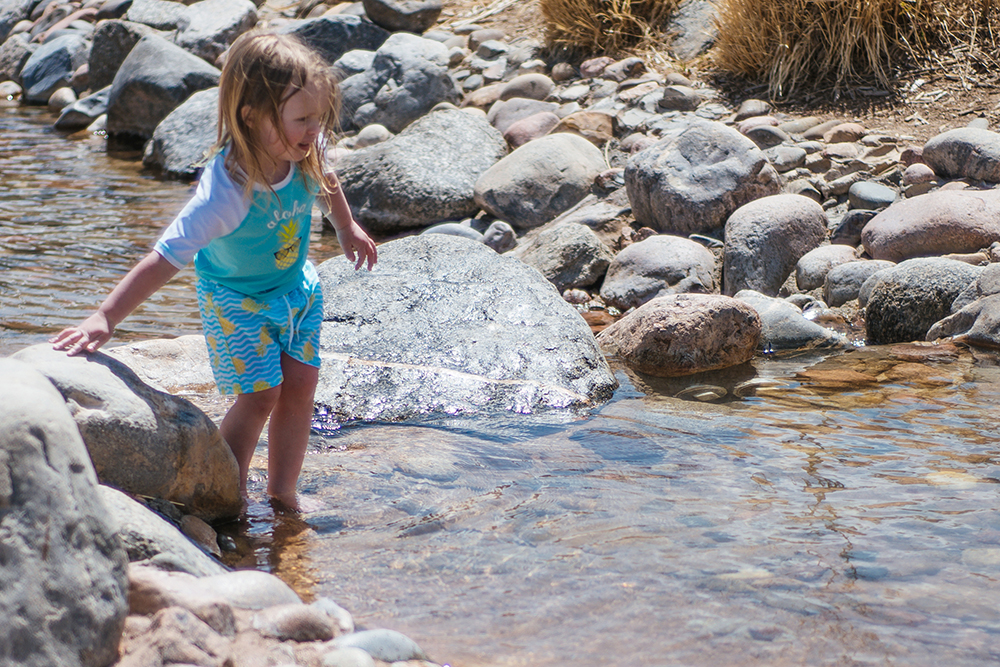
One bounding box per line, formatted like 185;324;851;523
540;0;679;55
711;0;1000;99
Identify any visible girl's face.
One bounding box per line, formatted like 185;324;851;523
255;78;327;168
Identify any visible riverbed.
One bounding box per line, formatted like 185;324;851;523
4;103;1000;666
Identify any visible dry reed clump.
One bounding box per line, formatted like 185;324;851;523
711;0;1000;99
540;0;679;55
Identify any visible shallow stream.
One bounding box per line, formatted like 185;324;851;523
4;103;1000;666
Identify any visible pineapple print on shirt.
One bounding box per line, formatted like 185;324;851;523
274;217;301;270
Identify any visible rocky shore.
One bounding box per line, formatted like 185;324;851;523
6;0;1000;664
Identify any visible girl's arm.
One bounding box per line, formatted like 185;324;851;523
51;251;181;356
321;172;377;271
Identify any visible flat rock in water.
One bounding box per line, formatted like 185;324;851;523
314;235;617;424
861;189;1000;262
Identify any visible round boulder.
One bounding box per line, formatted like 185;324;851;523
723;194;828;296
600;234;716;310
361;0;442;33
824;259;895;307
511;222;614;292
625;118;781;237
474;132;606;230
923;127;1000;183
795;244;859;291
597;293;761;377
735;290;847;351
865;257;984;345
861;189;1000;262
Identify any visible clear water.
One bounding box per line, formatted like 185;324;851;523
5;104;1000;667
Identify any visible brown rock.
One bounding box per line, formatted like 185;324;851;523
252;603;337;642
462;82;503;110
597;294;761;377
499;73;554;101
180;514;221;558
861;189;1000;262
823;122;867;143
551;110;614;146
551;62;576;81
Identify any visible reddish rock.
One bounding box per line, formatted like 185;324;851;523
823;122;867;143
503;111;560;148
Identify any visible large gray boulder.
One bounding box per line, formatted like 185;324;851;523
361;0;442;33
88;19;161;91
337;107;507;234
20;33;89;104
341;32;460;133
951;262;1000;313
278;14;390;67
735;290;847;351
474;133;606;230
625;118;781;237
864;257;983;345
861;189;1000;262
11;345;242;522
0;359;128;667
597;293;761;377
0;0;34;43
106;34;220;145
510;222;615;292
314;235;617;424
98;485;227;577
923;127;1000;183
143;86;219;179
927;293;1000;347
600;235;716;311
173;0;258;64
123;0;189;30
723;194;828;296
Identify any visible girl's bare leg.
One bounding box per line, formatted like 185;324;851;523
266;353;320;509
220;386;281;499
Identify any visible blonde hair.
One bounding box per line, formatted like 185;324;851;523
214;30;340;198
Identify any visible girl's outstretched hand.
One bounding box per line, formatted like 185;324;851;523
50;312;113;356
335;219;377;271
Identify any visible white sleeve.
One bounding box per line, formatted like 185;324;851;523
153;157;250;269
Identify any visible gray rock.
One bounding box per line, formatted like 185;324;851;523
361;0;442;33
666;0;717;60
952;262;1000;312
106;33;220;144
0;359;129;667
320;647;376;667
20;33;89;104
124;0;189;30
734;98;771;121
314;235;617;424
338;107;507;234
341;32;459;133
253;603;336;642
735;290;847;351
333;48;375;77
600;234;716;310
103;335;216;392
824;259;894;307
129;565;301;614
11;345;242;522
98;485;227;577
848;180;897;210
352;122;392;148
765;145;806;172
278;15;390;66
865;257;984;345
54;85;109;130
744;124;789;149
923;127;1000;183
88;19;160;91
511;222;614;291
830;208;876;246
723;194;828;296
486;96;560;133
625;118;781;237
311;597;355;635
482;219;516;252
861;189;1000;262
597;293;761;376
927;292;1000;346
97;0;133;20
173;0;257;65
420;221;484;242
0;31;35;84
499;72;554;101
474;132;605;230
142;86;218;179
332;629;428;663
0;0;34;44
658;84;700;111
795;244;859;291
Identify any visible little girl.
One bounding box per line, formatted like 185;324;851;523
51;30;377;512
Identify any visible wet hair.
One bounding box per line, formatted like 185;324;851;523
214;30;340;198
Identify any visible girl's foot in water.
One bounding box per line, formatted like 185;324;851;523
268;492;326;514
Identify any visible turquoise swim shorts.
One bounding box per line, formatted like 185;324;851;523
196;262;324;395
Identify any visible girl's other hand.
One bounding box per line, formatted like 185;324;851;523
335;220;378;271
50;312;113;356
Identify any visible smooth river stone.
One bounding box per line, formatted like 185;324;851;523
861;189;1000;262
848;180;897;210
923;127;1000;182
